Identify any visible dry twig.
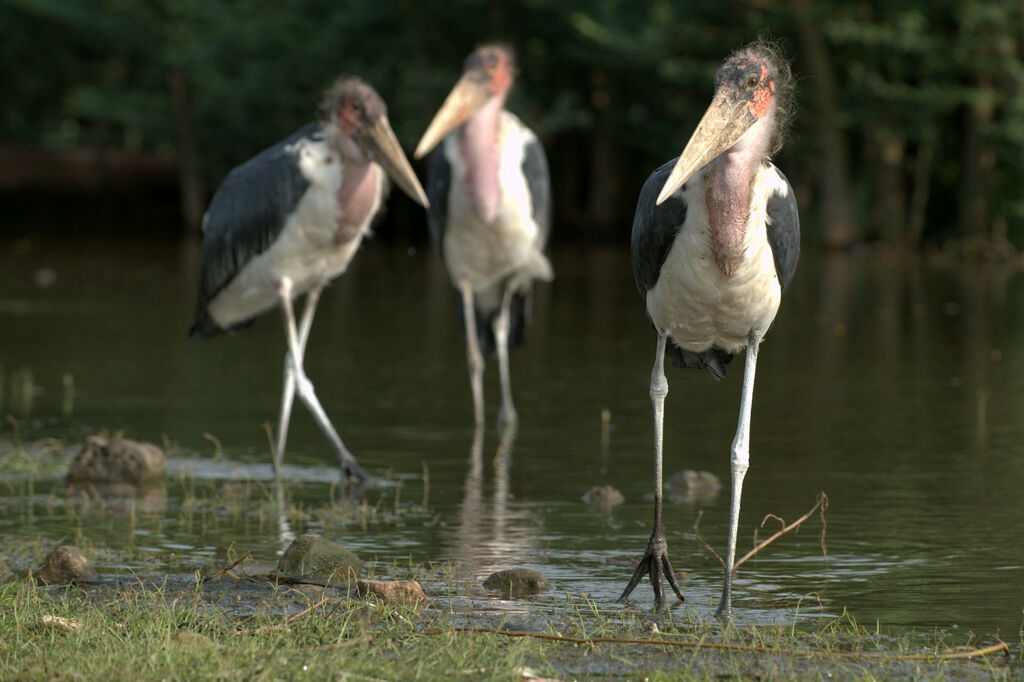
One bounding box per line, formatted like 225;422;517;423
287;596;329;623
435;627;1010;662
686;492;829;571
201;551;252;583
735;491;828;570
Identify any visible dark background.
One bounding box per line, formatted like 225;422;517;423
2;0;1022;250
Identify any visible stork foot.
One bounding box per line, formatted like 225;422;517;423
715;587;734;622
617;528;685;611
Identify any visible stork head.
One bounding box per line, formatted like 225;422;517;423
324;77;428;207
414;44;516;159
656;42;792;205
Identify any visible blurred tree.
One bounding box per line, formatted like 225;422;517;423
1;0;1022;249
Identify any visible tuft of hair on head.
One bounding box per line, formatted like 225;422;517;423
730;37;796;157
467;42;517;72
319;76;385;122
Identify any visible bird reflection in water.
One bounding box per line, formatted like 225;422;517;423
445;423;543;599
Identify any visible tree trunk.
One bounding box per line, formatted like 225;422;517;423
585;71;622;239
906;129;934;248
792;0;857;248
957;77;995;242
869;127;906;243
169;72;204;234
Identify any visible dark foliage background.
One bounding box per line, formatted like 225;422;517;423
2;0;1022;248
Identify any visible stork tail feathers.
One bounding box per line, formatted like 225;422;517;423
665;341;733;380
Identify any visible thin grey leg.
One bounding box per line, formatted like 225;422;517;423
715;329;763;620
277;278;367;484
274;282;324;474
459;280;485;427
619;333;685;610
493;281;518;429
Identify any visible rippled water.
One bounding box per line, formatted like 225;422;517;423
2;230;1024;637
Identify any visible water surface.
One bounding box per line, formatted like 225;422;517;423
2;232;1023;637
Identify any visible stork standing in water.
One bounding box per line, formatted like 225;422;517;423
189;77;428;484
619;43;799;618
414;44;553;429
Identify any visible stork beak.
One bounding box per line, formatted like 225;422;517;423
360;116;429;207
414;76;490;159
656;89;758;205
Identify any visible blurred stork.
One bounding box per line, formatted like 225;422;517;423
619;42;800;618
414;44;553;429
189;77;428;485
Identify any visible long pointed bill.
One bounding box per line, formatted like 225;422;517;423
361;117;429;208
656;89;758;205
414;77;490;159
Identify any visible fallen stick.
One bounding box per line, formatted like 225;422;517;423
201;552;252;583
288;596;329;623
435;627;1010;662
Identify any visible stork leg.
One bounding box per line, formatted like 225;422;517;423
459;280;486;427
619;332;685;610
273;281;324;475
716;329;763;620
277;277;367;484
492;281;518;430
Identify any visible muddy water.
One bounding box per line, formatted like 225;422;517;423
2;231;1023;636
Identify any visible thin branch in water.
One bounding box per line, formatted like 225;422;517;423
684;532;724;567
201;551;252;583
734;492;828;570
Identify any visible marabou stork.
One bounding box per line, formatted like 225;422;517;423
189;77;428;484
414;44;553;428
619;43;799;618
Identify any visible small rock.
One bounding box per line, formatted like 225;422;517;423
66;435;166;485
666;469;721;504
582;485;625;513
356;579;429;606
277;535;362;583
36;545;98;585
483;568;551;598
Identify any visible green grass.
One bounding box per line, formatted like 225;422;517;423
0;574;1015;681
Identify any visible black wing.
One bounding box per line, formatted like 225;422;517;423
765;164;800;292
189;122;319;340
425;141;452;260
521;133;551;248
630;159;731;379
630;157;687;295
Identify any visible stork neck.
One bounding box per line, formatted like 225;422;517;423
335;130;368;164
704;117;770;275
335;158;377;243
459;94;506;223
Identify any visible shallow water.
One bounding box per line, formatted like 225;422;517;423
2;231;1024;637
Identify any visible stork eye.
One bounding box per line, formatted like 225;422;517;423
747;75;759;88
